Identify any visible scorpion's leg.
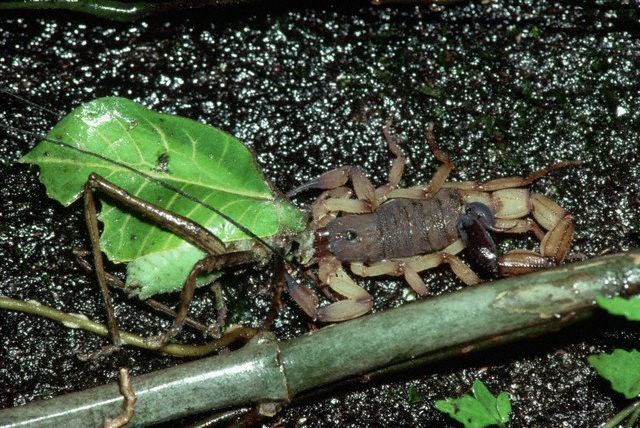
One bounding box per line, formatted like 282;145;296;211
442;160;581;192
374;122;407;201
351;239;480;295
287;163;376;210
312;186;355;227
287;255;373;322
83;173;257;350
385;123;454;201
287;125;408;212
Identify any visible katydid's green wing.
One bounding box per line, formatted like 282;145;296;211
21;97;306;298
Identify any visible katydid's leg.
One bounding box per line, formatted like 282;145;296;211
86;173;226;255
102;368;136;428
83;181;122;350
73;248;217;337
211;282;227;338
262;260;285;331
147;250;257;348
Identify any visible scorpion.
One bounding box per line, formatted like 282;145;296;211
285;124;578;322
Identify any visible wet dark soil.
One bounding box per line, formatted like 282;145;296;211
1;1;639;427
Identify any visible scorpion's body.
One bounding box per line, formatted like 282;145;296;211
320;189;463;264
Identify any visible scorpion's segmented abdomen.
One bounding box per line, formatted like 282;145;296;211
324;188;464;263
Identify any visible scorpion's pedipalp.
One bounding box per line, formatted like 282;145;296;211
311;187;353;227
316;299;372;323
324;197;371;214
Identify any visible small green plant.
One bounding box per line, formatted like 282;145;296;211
435;379;511;428
589;295;640;428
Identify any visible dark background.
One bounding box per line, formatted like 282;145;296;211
1;1;639;426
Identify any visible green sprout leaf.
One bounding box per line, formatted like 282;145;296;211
21;97;306;298
435;379;511;428
408;386;424;404
588;349;640;399
596;295;640;321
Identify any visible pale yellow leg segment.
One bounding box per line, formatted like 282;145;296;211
531;193;573;261
444;253;481;286
482;189;573;273
471;188;574;265
317;268;373;322
492;189;531;219
443;160;581;192
350;239;478;291
375;123;407;201
494;218;546;241
384;123;454;202
400;263;428;295
315;257;373;322
311;187;353;226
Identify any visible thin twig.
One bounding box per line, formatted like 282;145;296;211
602;399;640;428
0;296;257;357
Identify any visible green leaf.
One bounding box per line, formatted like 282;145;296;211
588;349;640;399
596;295;640;321
21;97;306;298
435;379;511;428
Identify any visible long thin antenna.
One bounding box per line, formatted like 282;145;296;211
0;87;64;119
1;122;287;258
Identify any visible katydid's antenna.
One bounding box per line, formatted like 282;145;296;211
1;122;290;260
0;87;64;119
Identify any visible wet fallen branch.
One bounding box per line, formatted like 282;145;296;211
0;0;257;22
1;250;639;426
